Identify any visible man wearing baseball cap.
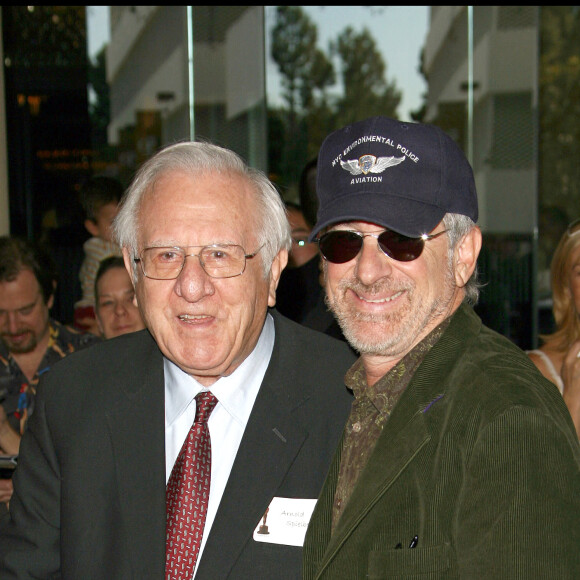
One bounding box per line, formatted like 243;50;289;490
303;116;580;578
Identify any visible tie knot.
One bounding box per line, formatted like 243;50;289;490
195;391;218;424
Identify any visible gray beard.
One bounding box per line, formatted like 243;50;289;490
325;268;456;357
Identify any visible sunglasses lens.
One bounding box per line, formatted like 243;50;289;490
318;230;427;263
319;231;363;263
378;231;425;262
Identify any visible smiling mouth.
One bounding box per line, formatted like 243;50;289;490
178;314;212;321
357;290;404;304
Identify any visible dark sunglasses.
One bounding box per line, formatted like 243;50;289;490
317;229;448;264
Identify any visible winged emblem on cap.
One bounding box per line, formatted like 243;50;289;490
340;154;406;175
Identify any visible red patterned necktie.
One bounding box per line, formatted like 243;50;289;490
166;391;218;579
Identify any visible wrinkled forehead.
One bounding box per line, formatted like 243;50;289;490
136;169;262;245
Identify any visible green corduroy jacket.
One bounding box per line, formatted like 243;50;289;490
304;304;580;579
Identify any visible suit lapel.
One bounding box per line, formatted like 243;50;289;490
312;305;479;576
105;333;167;577
197;371;309;578
318;392;431;572
196;316;312;579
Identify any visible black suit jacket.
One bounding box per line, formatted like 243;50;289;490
0;310;355;579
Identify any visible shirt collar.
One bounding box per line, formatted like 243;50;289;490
345;316;451;412
165;313;275;427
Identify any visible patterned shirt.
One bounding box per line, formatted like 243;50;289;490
331;318;450;532
0;319;100;436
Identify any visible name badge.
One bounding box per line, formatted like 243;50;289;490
253;497;317;547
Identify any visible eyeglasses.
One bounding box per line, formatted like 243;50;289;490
317;229;448;264
134;244;262;280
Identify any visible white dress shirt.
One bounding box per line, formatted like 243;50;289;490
164;313;275;578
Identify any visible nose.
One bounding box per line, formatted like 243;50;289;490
5;312;21;333
113;300;128;317
354;235;393;285
174;254;215;302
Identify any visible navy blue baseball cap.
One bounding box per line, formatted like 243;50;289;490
310;116;478;240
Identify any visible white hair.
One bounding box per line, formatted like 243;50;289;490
113;141;291;278
442;212;480;304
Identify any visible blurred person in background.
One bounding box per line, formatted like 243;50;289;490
94;256;145;339
74;176;124;333
528;219;580;437
277;158;346;341
275;202;322;323
0;236;99;511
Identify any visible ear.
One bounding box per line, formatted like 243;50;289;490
84;218;100;238
268;248;289;307
454;226;482;289
122;248;139;305
46;280;56;310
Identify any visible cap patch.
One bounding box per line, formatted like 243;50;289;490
340;155;405;178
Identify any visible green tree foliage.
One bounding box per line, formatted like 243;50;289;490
270;6;335;117
270;6;335;187
269;7;402;194
331;26;401;126
539;6;580;222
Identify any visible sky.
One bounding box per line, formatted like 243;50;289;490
86;6;430;120
86;6;110;58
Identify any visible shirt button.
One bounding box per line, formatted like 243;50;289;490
352;421;361;432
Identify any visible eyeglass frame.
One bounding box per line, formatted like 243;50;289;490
133;243;263;280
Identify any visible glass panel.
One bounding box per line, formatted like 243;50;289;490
1;6;577;349
537;6;580;336
424;7;539;349
189;6;268;170
107;6;190;185
2;6;92;322
3;6;91;238
105;6;268;181
265;6;542;348
265;6;429;197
